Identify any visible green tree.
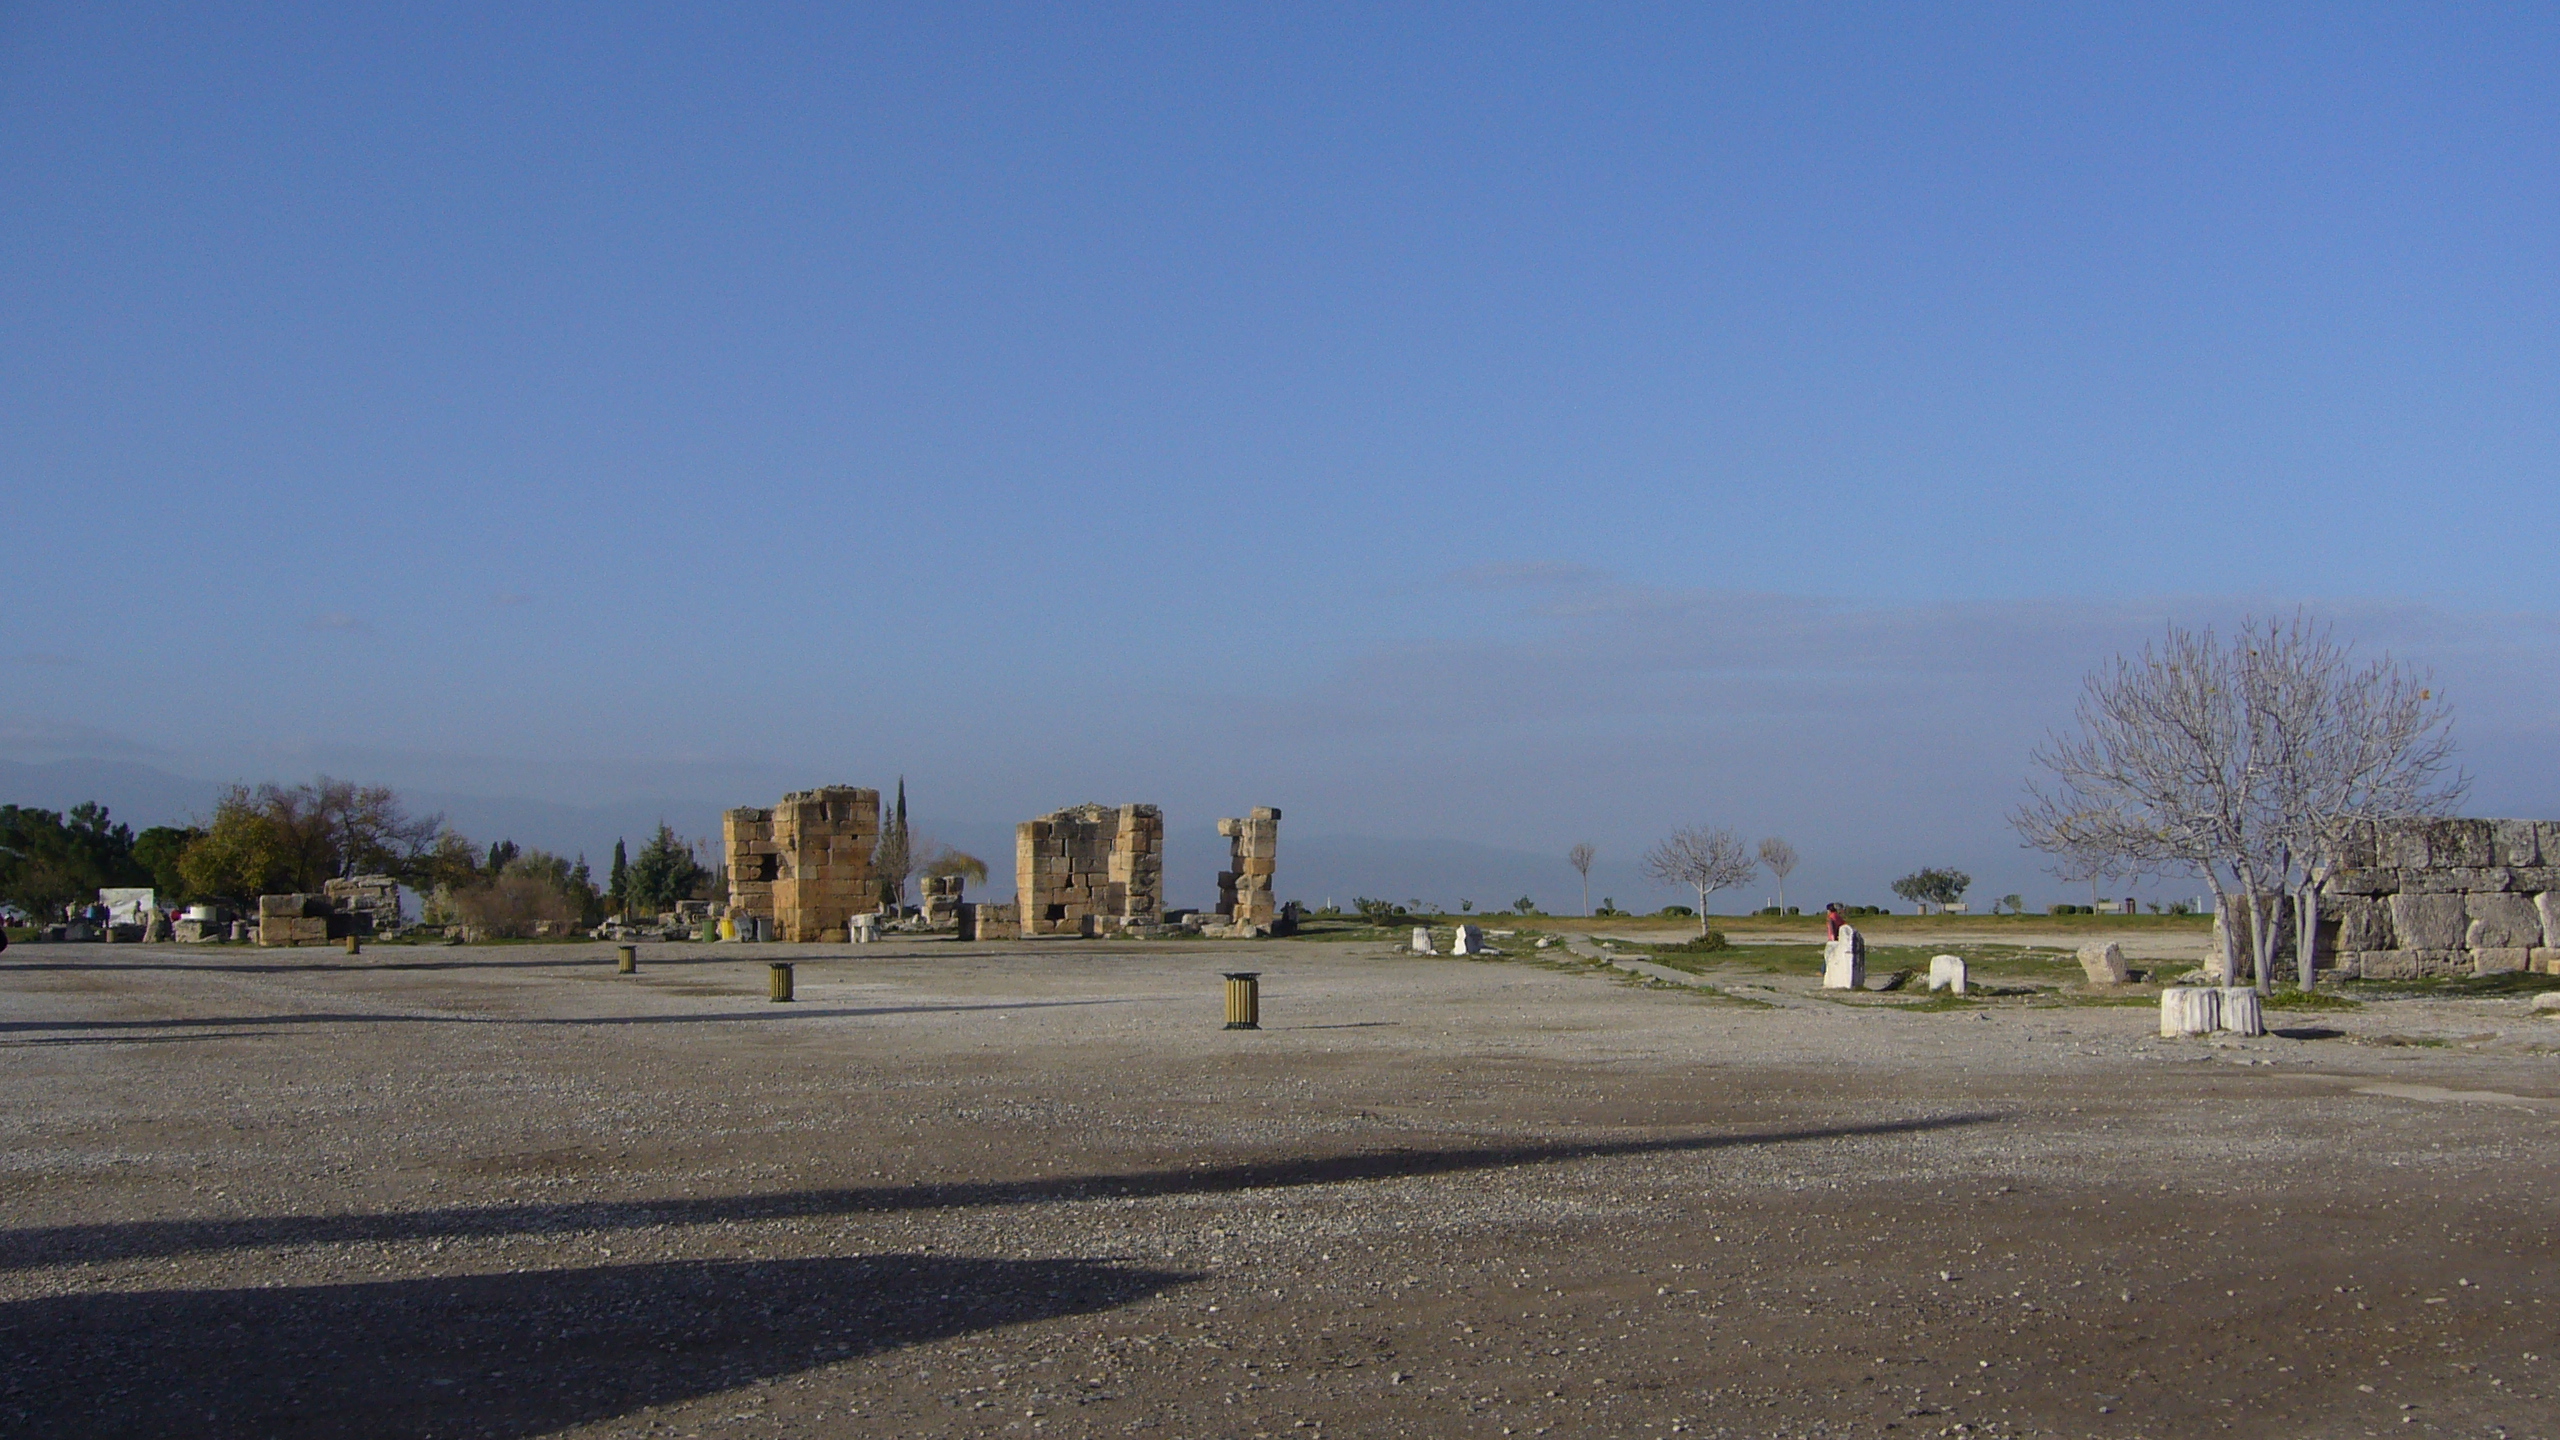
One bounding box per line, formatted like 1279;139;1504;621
1889;867;1973;913
131;825;205;901
175;779;445;900
0;803;149;918
486;839;521;876
624;824;708;914
607;838;629;910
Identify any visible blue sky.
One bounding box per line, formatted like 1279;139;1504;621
4;5;2555;908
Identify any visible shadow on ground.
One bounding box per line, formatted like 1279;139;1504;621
0;999;1128;1037
0;1253;1188;1439
0;1115;1996;1271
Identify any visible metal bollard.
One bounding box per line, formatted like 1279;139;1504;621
1223;971;1260;1030
344;935;361;956
617;944;638;974
769;961;794;1003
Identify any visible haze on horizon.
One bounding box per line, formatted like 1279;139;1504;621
4;6;2555;912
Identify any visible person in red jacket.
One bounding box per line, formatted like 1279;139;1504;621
1824;902;1846;941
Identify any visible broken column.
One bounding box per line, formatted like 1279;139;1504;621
1927;954;1968;993
1215;807;1281;928
2160;987;2220;1037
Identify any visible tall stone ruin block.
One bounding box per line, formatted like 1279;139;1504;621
725;787;880;942
1016;803;1162;936
1215;807;1281;926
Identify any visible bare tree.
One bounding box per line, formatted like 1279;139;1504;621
1640;825;1758;937
2043;832;2125;911
1756;836;1798;912
1567;842;1596;917
2014;615;2462;994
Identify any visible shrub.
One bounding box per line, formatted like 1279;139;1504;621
1655;930;1728;953
449;874;583;938
1659;904;1695;917
1352;897;1405;926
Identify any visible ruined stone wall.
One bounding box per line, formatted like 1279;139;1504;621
1215;807;1281;925
2317;817;2560;979
722;808;778;922
1016;803;1162;936
723;787;880;942
324;875;402;933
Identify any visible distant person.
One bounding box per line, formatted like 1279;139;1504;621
1824;902;1846;941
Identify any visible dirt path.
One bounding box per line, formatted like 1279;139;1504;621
2;937;2553;1438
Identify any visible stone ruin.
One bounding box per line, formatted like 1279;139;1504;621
723;786;880;943
1015;803;1163;937
1216;808;1281;927
257;893;375;946
917;873;965;927
2299;817;2560;980
324;875;403;934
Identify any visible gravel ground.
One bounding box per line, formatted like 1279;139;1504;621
2;935;2555;1439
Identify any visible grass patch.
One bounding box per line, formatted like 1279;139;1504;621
2264;987;2363;1011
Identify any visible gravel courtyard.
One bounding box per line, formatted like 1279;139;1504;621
3;935;2555;1439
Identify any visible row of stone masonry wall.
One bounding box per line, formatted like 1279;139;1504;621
2315;817;2560;979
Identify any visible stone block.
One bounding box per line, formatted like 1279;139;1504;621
2471;948;2531;976
258;916;328;947
1411;927;1434;954
2389;893;2467;951
2322;868;2397;897
2161;988;2219;1037
2397;867;2510;894
2429;819;2496;868
2077;941;2132;985
1927;955;1967;994
2491;819;2543;867
2464;892;2543;950
2330;895;2394;952
2380;820;2433;870
1451;924;1485;955
2331;820;2383;870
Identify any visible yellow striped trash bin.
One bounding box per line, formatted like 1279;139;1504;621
617;944;637;974
769;961;795;1002
1223;971;1260;1030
